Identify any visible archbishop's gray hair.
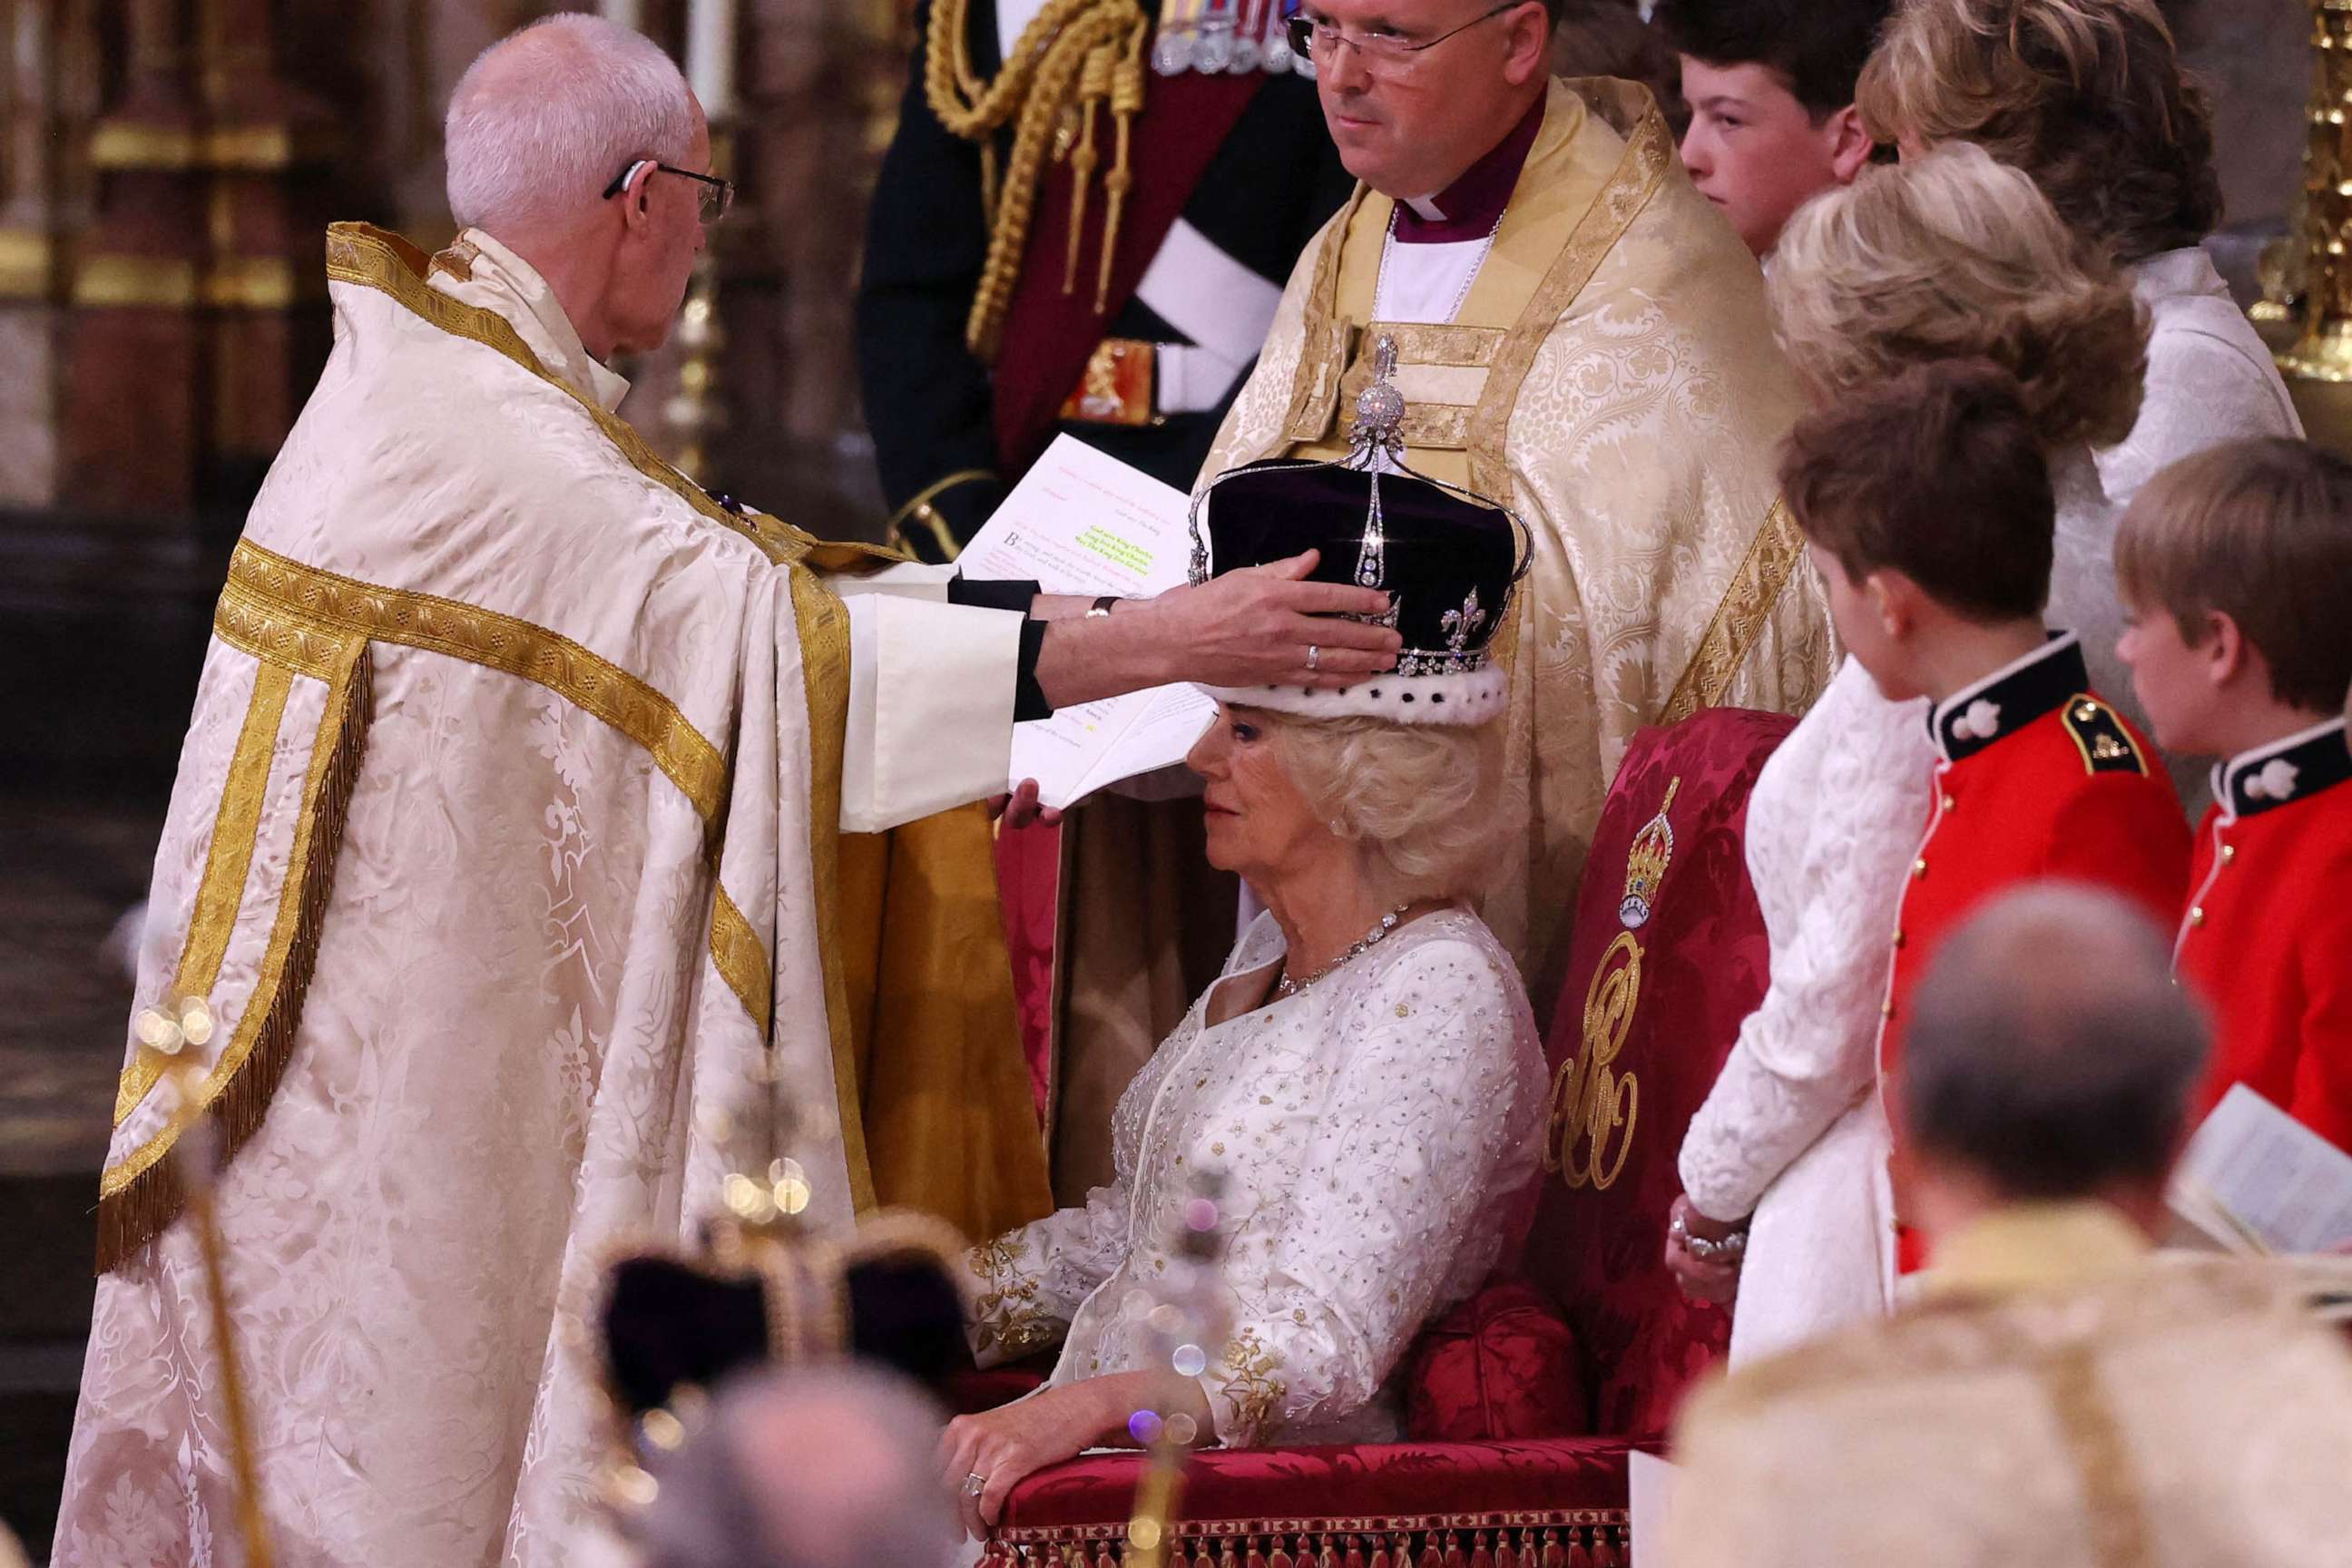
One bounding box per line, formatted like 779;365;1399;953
1901;882;2210;1201
445;14;699;234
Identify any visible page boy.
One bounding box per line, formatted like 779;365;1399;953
2114;436;2352;1152
1654;0;1888;257
1779;359;2190;1097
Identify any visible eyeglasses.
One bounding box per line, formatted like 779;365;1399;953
1282;2;1524;69
602;159;735;223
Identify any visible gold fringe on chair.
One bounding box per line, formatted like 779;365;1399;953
987;1514;1633;1568
96;643;376;1272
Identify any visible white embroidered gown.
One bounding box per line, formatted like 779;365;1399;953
967;908;1546;1444
1678;658;1933;1364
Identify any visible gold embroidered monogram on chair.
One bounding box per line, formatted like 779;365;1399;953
1546;777;1681;1191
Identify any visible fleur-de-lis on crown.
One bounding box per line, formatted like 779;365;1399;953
1440;588;1487;657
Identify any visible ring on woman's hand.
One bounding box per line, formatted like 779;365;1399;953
962;1472;988;1497
1307;643;1321;672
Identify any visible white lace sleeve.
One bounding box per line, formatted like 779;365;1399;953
1679;670;1929;1223
1202;938;1544;1445
964;1180;1130;1367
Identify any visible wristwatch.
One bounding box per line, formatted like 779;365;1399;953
1085;595;1121;618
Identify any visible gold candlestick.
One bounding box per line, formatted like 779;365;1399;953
667;122;733;485
2278;0;2352;447
2281;2;2352;378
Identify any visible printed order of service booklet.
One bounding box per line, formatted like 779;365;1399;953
960;436;1220;809
2168;1083;2352;1255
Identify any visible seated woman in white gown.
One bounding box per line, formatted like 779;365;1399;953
941;410;1549;1534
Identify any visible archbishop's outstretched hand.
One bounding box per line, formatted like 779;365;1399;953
1032;550;1401;712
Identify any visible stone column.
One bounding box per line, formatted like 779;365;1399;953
0;0;64;502
59;0;208;513
61;0;335;514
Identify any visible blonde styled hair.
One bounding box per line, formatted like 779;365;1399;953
1256;710;1504;906
1769;142;2147;450
1855;0;2220;263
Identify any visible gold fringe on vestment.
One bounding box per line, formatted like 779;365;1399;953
97;642;375;1271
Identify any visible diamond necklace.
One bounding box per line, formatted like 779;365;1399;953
1273;902;1418;999
1369;203;1505;325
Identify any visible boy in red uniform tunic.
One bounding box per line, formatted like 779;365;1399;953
1779;363;2190;1236
2114;437;2352;1152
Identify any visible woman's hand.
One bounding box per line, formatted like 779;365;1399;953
988;778;1063;831
937;1383;1115;1541
1665;1192;1746;1307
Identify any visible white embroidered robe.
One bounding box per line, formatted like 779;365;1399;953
967;909;1546;1444
54;225;1019;1568
1677;658;1930;1363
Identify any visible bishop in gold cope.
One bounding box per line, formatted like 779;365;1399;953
1205;0;1832;1012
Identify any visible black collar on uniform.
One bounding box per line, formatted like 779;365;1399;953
1927;631;2088;763
2213;716;2352;820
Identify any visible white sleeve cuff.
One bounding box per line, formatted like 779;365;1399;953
841;596;1018;831
826;560;956;603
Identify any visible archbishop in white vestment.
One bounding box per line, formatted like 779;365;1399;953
50;220;1028;1568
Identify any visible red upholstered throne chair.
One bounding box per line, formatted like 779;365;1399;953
981;709;1799;1567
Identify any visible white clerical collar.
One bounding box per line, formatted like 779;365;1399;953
1402;193;1446;222
444;228;633;414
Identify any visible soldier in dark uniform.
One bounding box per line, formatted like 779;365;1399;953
858;0;1354;560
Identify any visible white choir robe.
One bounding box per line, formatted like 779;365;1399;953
54;224;1018;1568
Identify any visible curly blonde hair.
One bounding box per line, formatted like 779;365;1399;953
1255;709;1504;906
1855;0;2220;263
1768;142;2148;450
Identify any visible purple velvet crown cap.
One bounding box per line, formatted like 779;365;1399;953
1186;456;1523;725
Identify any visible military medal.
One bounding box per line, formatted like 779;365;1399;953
1259;0;1295;74
1152;0;1200;74
1226;0;1265;71
1193;0;1236;74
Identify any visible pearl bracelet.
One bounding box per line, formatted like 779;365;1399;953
1670;1210;1749;1263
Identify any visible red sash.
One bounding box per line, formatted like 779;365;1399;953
989;69;1266;476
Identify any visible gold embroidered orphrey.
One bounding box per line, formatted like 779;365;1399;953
96;223;892;1269
1545;776;1678;1191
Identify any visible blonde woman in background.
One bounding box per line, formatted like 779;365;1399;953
1857;0;2301;810
1669;144;2150;1363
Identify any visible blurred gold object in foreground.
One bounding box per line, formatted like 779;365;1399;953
148;1004;275;1568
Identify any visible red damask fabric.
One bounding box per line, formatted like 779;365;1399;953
1521;710;1794;1437
1405;1279;1589;1441
995;821;1061;1120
